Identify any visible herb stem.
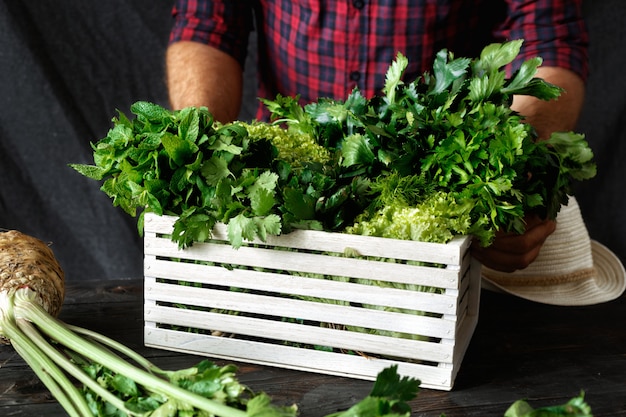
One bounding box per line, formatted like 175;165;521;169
1;293;87;417
67;322;166;375
13;288;247;417
16;317;137;416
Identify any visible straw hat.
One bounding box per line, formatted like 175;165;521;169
481;196;626;305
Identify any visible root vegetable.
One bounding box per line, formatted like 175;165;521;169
0;230;64;331
0;230;297;417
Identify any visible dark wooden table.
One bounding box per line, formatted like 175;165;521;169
1;278;625;416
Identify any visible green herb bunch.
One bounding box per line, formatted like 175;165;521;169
71;102;358;248
72;40;595;248
262;40;596;245
71;104;370;248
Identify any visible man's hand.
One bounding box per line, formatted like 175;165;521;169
474;66;584;273
472;214;557;272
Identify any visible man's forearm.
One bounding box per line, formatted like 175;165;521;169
166;41;243;123
511;66;585;140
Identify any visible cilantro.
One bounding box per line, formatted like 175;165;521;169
326;365;419;417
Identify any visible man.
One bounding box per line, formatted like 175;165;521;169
165;1;589;272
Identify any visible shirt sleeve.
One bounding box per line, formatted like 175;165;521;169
169;0;254;68
495;0;589;81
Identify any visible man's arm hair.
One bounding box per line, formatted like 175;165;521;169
166;40;244;123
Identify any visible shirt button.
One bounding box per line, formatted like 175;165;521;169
352;0;365;9
349;71;361;82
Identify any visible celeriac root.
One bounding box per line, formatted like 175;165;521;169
0;230;65;343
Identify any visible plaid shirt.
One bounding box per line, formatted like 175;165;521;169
170;1;588;120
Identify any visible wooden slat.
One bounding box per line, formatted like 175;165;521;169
144;236;462;289
143;213;470;265
145;281;458;339
145;305;455;363
145;258;460;315
144;327;459;390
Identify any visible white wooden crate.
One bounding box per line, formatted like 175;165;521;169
143;212;481;390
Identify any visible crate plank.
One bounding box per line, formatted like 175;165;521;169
144;213;470;265
145;304;456;363
144;327;461;390
145;261;461;315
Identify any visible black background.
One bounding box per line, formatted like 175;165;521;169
1;1;624;282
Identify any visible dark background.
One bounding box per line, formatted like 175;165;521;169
1;1;624;283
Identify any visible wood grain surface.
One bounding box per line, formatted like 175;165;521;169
1;278;625;416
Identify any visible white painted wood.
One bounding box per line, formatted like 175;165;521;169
143;213;471;265
144;327;462;390
142;212;481;390
145;305;455;363
145;237;463;289
144;259;459;315
145;281;458;339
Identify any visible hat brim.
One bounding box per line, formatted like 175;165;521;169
481;240;626;306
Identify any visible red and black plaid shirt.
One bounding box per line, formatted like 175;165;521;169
170;0;588;120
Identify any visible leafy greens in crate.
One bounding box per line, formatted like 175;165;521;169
71;40;595;250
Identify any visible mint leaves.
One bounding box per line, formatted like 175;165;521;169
71;102;284;248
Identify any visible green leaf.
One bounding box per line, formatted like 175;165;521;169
368;365;420;402
307;99;349;124
260;94;315;136
250;187;276;216
68;163;108;180
383;52;409;104
474;39;523;75
201;155;233;184
131;101;172;124
161;132;198;166
504;399;536;417
341;134;376;167
255;214;282;241
185;379;221;397
469;71;506;102
504;393;592;417
251;171;279;192
325;366;418;417
209;135;244;155
110;374;139;397
172;211;215;248
505;77;563;101
545;131;595;168
176;106;201;143
246;393;298;417
227;213;254;248
107;123;135;147
138;132;164;150
147;399;178;416
431;50;470;95
344;88;368;117
283;187;317;220
502;56;541;92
